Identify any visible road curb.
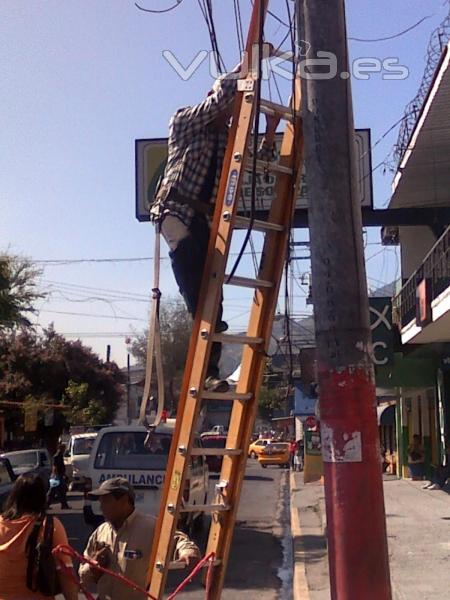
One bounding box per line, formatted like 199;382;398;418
290;470;311;600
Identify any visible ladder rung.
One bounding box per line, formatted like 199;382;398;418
260;99;296;122
225;275;273;289
181;503;230;513
191;448;242;457
168;558;222;570
246;158;293;176
234;215;284;233
202;391;253;401
212;333;263;345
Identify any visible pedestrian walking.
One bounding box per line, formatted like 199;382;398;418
0;474;78;600
289;439;297;469
79;477;200;600
47;443;71;509
293;439;304;472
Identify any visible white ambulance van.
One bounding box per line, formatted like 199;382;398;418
83;420;209;530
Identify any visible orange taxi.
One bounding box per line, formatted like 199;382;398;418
248;438;272;459
257;442;290;468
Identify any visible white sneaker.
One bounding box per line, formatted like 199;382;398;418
428;483;441;490
422;482;433;489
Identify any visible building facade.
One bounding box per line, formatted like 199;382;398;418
388;24;450;478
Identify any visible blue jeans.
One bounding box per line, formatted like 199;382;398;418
161;213;223;378
408;462;425;479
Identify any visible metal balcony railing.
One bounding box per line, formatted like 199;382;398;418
393;225;450;329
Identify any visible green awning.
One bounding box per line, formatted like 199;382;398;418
376;353;436;387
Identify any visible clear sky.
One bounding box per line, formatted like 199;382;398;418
1;0;448;367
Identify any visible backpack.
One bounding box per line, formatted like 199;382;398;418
26;514;62;597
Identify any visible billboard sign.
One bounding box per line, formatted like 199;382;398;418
135;129;373;222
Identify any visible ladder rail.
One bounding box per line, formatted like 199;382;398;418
204;81;304;599
147;2;270;596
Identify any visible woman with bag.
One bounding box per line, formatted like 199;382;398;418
0;474;78;599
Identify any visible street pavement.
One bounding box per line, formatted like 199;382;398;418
54;460;290;599
291;472;450;600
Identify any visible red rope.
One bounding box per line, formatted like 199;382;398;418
52;544;216;599
53;544;157;600
167;552;216;600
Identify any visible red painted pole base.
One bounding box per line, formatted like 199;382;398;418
319;367;392;600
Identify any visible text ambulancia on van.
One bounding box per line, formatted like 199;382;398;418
83;420;209;530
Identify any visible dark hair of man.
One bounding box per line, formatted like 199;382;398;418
2;474;47;520
111;489;135;507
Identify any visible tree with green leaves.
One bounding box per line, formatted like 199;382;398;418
258;385;283;421
0;326;124;449
0;254;44;328
128;299;191;410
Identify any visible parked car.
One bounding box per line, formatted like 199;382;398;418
200;435;227;473
0;449;52;483
64;432;97;490
248;438;272;459
0;457;16;510
201;425;227;438
258;442;290;468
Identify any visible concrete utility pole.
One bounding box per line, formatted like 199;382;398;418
297;1;392;598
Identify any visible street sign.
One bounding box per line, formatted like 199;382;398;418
304;416;317;429
135;129;373;222
369;297;394;366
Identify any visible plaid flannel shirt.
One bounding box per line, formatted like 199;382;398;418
149;72;239;227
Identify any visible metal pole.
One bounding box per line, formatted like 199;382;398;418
297;1;392;598
127;353;131;425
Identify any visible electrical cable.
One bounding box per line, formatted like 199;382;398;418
348;15;433;42
226;0;265;281
263;3;433;45
272;72;284;104
31;251;256;266
233;0;245;55
135;0;184;14
250;0;290;29
197;0;226;73
39;309;147;322
207;0;226;72
282;0;298;388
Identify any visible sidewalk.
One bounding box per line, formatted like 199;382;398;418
290;472;450;600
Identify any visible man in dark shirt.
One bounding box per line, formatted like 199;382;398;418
47;442;71;509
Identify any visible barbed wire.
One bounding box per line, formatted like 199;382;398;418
393;9;450;165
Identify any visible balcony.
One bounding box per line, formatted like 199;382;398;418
393;226;450;343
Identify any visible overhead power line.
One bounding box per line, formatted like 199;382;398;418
134;0;185;14
39;309;147;322
32;250;258;266
349;14;434;42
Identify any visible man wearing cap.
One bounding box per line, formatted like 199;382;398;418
79;477;200;600
149;48;279;394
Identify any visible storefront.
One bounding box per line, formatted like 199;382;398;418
377;352;443;479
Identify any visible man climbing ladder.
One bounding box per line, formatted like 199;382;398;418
149;54;279;393
146;4;303;599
